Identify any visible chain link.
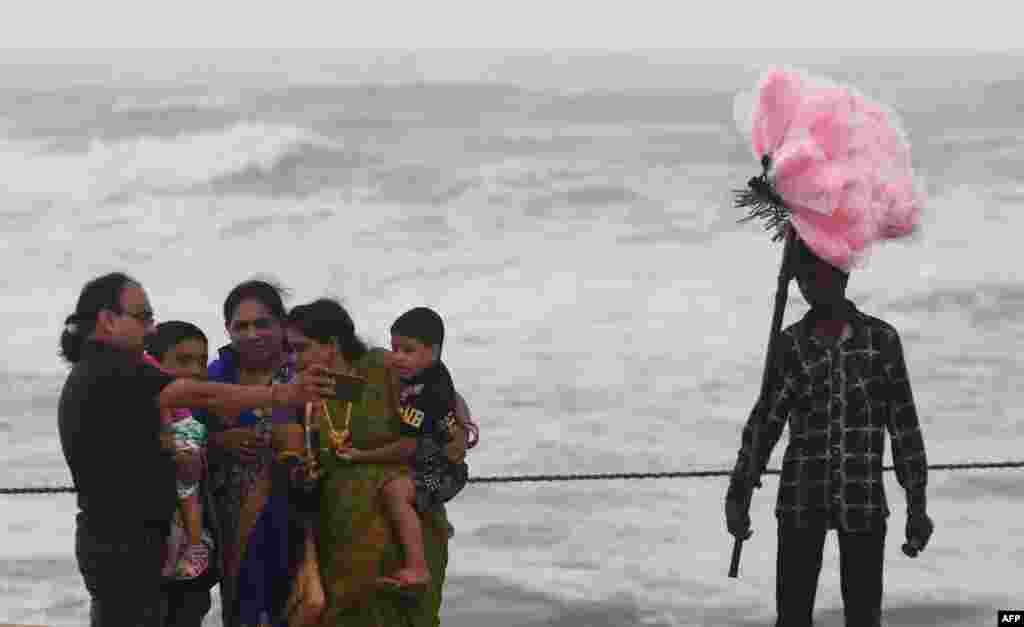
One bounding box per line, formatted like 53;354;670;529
4;461;1023;494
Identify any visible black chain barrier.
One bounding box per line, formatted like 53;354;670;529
4;460;1024;494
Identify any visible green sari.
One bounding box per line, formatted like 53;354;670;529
315;348;449;627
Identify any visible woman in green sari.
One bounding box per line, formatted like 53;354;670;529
283;299;469;626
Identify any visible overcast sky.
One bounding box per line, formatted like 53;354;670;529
3;0;1021;50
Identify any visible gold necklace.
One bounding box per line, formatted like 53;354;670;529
323;398;354;451
321;361;355;455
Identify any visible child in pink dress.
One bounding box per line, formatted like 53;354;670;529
145;322;213;580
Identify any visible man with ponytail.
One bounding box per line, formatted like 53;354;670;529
57;273;333;627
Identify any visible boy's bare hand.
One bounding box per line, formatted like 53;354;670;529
329;430;359;462
334;442;360;463
445;424;468;464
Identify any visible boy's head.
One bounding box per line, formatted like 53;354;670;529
792;237;850;310
145;321;209;380
390;307;444;380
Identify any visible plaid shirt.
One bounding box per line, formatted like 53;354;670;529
728;303;928;531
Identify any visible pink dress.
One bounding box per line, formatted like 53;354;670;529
142;353;213;580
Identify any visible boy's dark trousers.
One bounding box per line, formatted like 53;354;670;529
775;514;886;627
161;572;215;627
75;511;168;627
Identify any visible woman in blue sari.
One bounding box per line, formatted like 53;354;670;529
201;279;302;627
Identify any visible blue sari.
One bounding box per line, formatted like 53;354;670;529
202;346;299;627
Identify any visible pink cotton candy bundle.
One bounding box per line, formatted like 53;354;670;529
732;67;924;271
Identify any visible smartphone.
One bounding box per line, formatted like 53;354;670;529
329;370;368;402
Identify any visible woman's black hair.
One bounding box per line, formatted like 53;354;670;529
145;321;208;361
60;272;138;364
286;298;369;365
223;278;289;324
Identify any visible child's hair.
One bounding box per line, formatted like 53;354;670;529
60;272;139;364
286;298;369;365
390;307;445;356
145;321;208;361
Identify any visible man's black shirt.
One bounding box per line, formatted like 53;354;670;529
728;303;928;532
58;339;177;531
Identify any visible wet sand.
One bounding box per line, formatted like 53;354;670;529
0;557;1006;627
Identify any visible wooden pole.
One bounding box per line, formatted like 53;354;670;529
728;226;797;578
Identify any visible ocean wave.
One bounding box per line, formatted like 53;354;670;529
928;129;1021;155
218;207;336;239
0;88;242;150
111;91;241;113
886;283;1024;329
523;184;647;217
197;141;378;198
477;160;596;193
993;184;1024;204
379;258;517;285
466;160;596;213
467;122;732;161
0;121;346;202
616;223;713;247
935;467;1024;502
528;87;730;126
